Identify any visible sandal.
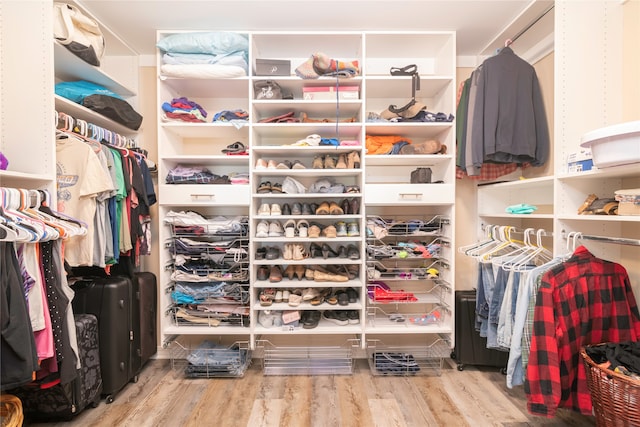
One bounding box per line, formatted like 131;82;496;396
221;141;246;153
271;182;283;193
316;202;330;215
329;202;344;215
257;181;272;193
259;288;276;306
296;220;309;238
283;219;296;238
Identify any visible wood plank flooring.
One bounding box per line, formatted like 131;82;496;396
24;358;597;427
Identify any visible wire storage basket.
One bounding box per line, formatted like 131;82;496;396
581;345;640;427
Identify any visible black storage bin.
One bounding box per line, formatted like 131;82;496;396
451;289;509;371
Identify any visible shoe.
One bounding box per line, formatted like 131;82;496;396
309;243;323;258
257;181;272;193
282;290;290;302
346;310;360;324
276;160;292;169
347;222;360;236
312;155;324;169
349;198;360;215
348;151;361;169
256;220;269;238
316;202;330;215
269;265;283;282
291;160;306;169
302;310;321;329
337;290;349;306
322;225;337;238
324;155;336;169
336;153;347;169
255;247;267;259
292;243;309;261
341;199;350;215
337;245;348;258
267;159;278;169
268;221;284;237
271;182;283;193
265;246;281;260
270;204;282;216
308;224;321;238
296;220;309;238
291;202;302;215
281;203;291;216
288;293;302;307
258;203;271;216
283;219;296;238
346;287;359;303
256;265;269;281
321;243;339;259
283;243;294;260
322;310;348;326
301;203;312;215
284;264;296;280
305;268;316;281
309;203;319;215
347;244;360;259
302;287;319;301
294;265;306;280
274;290;283;303
259;288;276;306
255;158;268;169
335;221;348;237
329;202;344;215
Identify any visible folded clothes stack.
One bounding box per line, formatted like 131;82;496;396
161;97;207;123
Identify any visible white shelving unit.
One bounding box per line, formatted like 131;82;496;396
155;31;457;373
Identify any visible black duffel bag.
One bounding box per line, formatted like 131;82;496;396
82;94;143;130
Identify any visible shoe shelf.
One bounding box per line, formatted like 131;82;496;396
170;339;252;378
366;337;451;376
256;339;359;376
366;306;452;333
162;214;251;336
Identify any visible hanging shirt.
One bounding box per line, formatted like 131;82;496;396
525;246;640;417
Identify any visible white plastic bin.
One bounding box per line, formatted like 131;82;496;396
580;121;640;168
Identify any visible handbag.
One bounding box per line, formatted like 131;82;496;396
53;3;105;67
410;167;432;183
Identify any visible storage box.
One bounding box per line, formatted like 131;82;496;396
302;86;359;100
566;149;594;173
614;188;640;216
580;120;640;168
255;59;291;76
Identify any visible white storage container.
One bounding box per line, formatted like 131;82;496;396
580;120;640;168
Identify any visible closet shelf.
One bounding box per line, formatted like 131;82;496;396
477;175;553;190
0;171;55;188
54;43;137;96
161;155;250;165
159;76;249;98
160;122;249;138
364;154;452;166
557;163;640;180
251;123;362;138
478;213;554;219
557;214;640;223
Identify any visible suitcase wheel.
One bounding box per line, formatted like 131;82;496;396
457;363;465;371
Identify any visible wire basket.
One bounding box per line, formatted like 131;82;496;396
581;346;640;427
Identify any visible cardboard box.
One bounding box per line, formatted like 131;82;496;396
580;120;640;168
255;59;291;76
302;86;359;101
567;149;594;173
615;188;640;216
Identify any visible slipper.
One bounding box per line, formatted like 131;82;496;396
308;224;321;238
221;141;246;153
257;181;272;193
271;182;283;193
315;202;330;215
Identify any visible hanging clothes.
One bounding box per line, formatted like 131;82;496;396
525;246;640;417
468;47;550;174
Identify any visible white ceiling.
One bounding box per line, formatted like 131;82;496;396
78;0;554;59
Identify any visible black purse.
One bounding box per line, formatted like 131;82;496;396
410;167;432;183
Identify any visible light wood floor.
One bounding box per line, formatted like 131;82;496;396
25;358;596;427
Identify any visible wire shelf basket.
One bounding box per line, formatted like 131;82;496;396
367;338;450;376
256;340;358;376
170;305;250;328
171;340;251;378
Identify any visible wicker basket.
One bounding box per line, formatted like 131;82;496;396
581;346;640;427
0;394;24;427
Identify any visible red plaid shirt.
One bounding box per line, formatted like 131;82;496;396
525;246;640;417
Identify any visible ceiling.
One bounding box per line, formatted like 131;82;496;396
78;0;553;59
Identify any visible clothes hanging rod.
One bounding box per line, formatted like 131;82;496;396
480;224;553;237
507;4;555;46
563;231;640;247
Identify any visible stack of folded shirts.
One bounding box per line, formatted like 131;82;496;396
161;97;208;122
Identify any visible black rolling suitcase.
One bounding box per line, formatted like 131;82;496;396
70;276;134;403
451;289;509;371
14;314;103;421
133;271;158;372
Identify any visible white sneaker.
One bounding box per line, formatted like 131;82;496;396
257;203;271;216
256;220;269;238
268;221;284;237
270;204;282;216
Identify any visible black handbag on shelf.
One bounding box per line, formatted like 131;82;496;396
82;94;143;130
